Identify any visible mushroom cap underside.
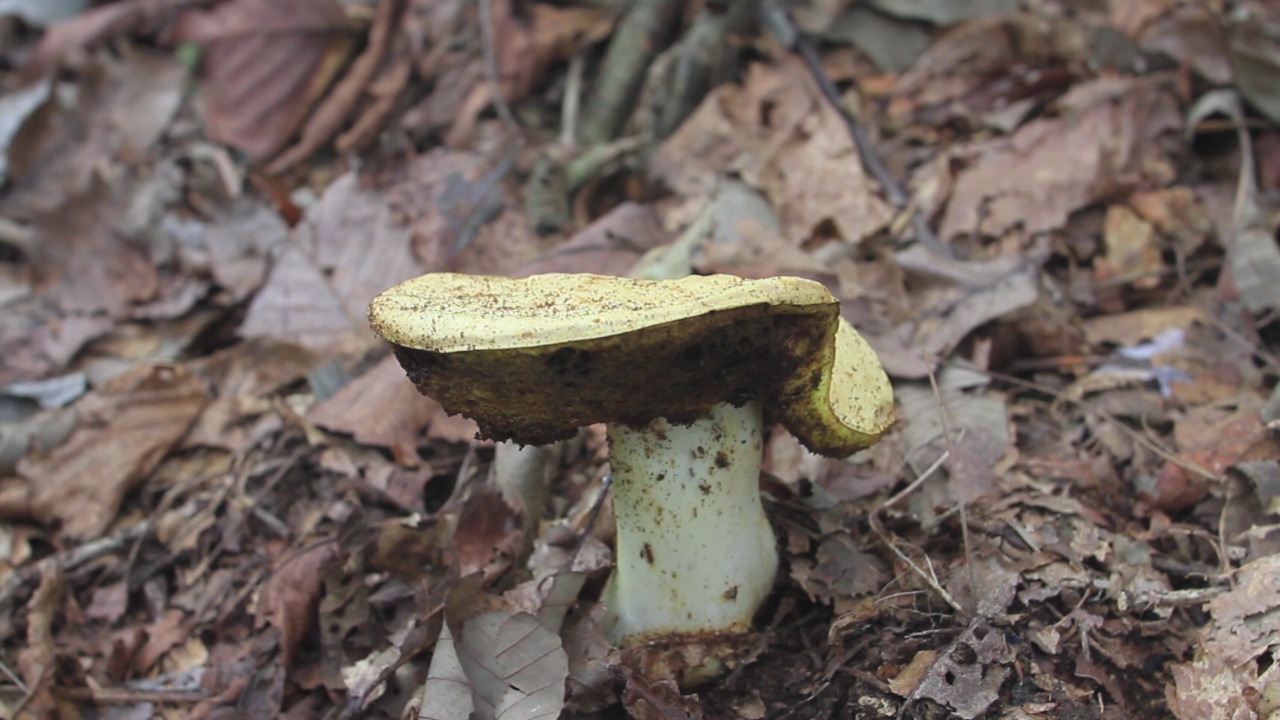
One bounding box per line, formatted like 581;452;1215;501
369;273;894;455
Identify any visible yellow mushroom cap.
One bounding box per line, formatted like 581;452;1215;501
368;272;894;454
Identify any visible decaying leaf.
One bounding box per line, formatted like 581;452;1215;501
900;624;1013;719
171;0;357;161
308;355;436;465
872;245;1041;377
940;75;1180;241
7;363;208;539
419;579;569;720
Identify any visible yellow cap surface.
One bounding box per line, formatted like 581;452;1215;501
369;272;894;453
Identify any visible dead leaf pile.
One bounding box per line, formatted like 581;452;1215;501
2;1;1280;718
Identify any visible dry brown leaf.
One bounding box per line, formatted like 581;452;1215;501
871;245;1041;377
386;148;540;276
420;578;569;720
939;75;1180;241
14;569;69;719
11;363;209;539
562;604;617;713
202;200;290;302
451;488;520;581
888;649;937;696
1132;4;1231;84
134;607;189;673
792;531;887;604
904;630;1011;719
651;58;893;245
22;0;189;77
1081;305;1211;346
85;580;129;623
309;355;434;464
268;0;405;172
185;338;317;450
1096;204;1163;289
240;242;374;355
897;13;1078;107
298;170;423;316
257;541;338;675
1169;652;1280;720
515;202;670;276
1128;186;1212;255
0;189;160;383
1202;554;1280;666
1145;399;1278;511
620;663;703;720
172;0;357;160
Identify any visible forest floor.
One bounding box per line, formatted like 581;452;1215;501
1;0;1279;718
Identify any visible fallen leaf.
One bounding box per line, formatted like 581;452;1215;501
1202;554;1280;666
15;569;69;719
792;531;887;603
515;202;670;276
257;541;337;675
651;58;893;244
267;0;405;171
12;363;209;539
1096;204;1163;289
201;200;290;302
85;581;129;623
308;355;435;464
22;0;188;77
240;242;375;355
905;630;1010;719
172;0;357;160
1169;651;1280;720
620;663;703;720
419;581;569;720
939;75;1180;241
873;245;1041;377
451;488;521;581
185;339;316;450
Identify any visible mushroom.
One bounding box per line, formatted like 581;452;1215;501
368;272;893;677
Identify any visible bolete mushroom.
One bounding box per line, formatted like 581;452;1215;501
368;272;893;676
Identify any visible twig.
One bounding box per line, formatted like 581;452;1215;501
477;0;519;133
580;0;682;143
869;513;967;616
926;368;976;613
54;687;209;704
561;53;585;147
0;521;152;608
0;656;27;694
877;449;949;513
761;3;951;256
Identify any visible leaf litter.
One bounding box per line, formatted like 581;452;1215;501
2;1;1280;719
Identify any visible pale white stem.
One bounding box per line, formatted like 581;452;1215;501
602;401;778;645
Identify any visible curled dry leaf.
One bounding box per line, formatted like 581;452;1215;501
872;245;1041;377
515;202;671;277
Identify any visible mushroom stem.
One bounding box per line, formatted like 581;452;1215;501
602;400;777;647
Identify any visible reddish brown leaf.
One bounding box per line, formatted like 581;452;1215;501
257;541;339;674
172;0;357;160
